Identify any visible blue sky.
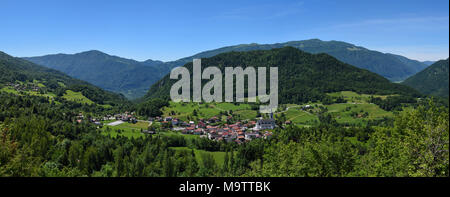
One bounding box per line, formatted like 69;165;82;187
0;0;448;61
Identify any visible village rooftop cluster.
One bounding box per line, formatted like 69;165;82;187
5;82;41;92
76;110;278;144
155;114;276;144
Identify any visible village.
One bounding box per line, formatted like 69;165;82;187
77;110;277;144
156;114;275;144
4;82;41;92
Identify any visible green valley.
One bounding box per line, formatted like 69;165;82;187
0;46;447;179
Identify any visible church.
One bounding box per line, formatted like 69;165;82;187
255;112;276;130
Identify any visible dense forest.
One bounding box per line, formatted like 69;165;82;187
0;90;447;177
146;47;421;104
402;59;449;97
0;51;130;107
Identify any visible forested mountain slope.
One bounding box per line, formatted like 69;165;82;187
145;47;420;104
1;51;128;106
402;59;449;97
161;39;429;82
24;50;169;99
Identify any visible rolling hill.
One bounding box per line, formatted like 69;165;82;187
402;59;449;97
145;47;420;104
0;51;128;106
24;39;429;99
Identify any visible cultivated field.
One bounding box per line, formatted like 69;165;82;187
160;91;398;126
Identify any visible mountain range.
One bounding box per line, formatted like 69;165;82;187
164;39;429;82
145;47;420;103
23;39;429;99
402;58;449;97
24;50;171;99
0;51;127;106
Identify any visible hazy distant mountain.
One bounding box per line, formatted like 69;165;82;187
402;59;449;97
142;59;165;67
422;60;436;66
24;50;170;99
162;39;429;82
146;47;420;103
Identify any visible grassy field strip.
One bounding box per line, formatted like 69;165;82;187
101;122;149;138
170;147;229;166
284;107;319;125
107;120;125;126
1;86;57;101
101;121;200;140
162;101;254;121
62;90;95;105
